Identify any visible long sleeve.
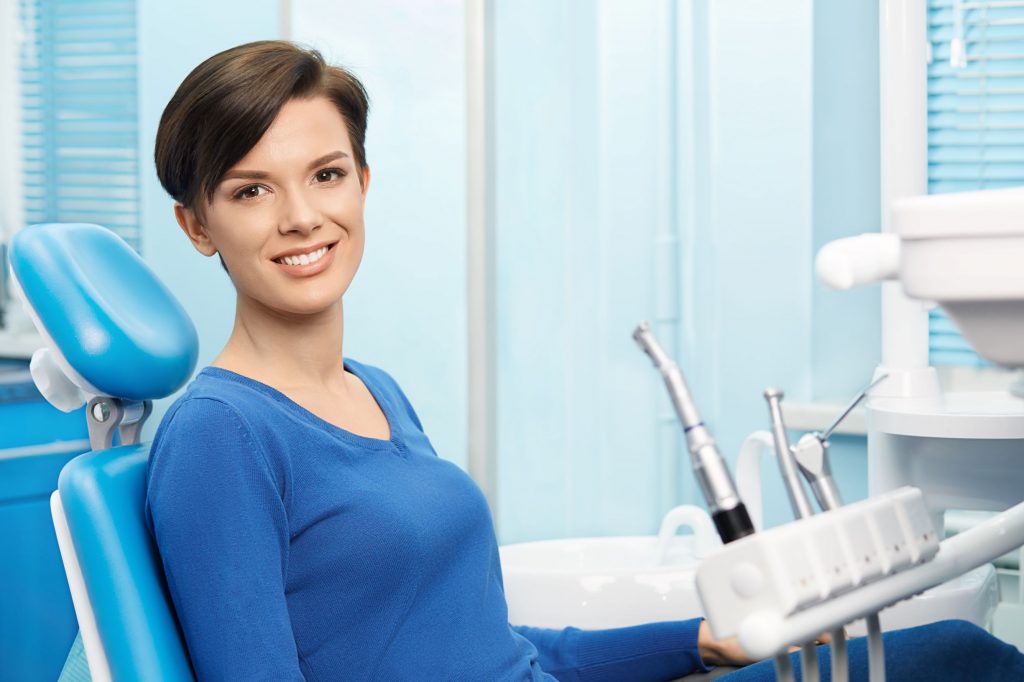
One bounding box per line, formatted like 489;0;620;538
512;619;711;682
145;398;305;681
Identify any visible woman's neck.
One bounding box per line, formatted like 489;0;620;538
213;296;348;391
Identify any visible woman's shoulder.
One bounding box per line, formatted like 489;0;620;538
152;368;280;452
145;376;291;534
148;371;291;495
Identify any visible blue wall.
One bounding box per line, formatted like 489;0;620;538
806;0;882;516
680;0;880;529
678;0;815;531
494;0;880;538
493;0;682;542
489;0;879;541
812;0;882;400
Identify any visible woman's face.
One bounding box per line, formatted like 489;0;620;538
176;96;370;319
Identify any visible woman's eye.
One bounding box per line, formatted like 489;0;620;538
234;185;267;200
315;168;343;183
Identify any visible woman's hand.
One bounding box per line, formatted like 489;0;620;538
697;620;758;667
697;620;835;667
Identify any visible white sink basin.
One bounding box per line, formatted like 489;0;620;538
500;505;717;629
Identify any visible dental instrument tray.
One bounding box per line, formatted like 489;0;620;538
696;486;938;642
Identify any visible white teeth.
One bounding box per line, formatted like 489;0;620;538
279;246;329;267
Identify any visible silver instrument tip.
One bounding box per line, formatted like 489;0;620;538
764;387;785;400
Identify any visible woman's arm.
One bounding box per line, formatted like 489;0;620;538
146;398;305;681
512;618;713;681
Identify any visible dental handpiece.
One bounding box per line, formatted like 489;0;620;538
792;374;887;513
793;430;844;513
633;322;754;543
764;389;815;519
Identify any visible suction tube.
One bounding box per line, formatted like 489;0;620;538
633;322;755;543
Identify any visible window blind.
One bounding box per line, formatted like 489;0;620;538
18;0;140;251
927;0;1024;366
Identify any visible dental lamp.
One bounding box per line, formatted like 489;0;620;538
818;186;1024;380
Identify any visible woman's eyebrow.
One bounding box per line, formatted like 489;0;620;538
221;169;270;182
307;151;348;170
219;152;349;183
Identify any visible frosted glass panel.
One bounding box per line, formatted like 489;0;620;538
493;1;682;543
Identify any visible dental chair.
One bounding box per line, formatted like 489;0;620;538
9;223;199;681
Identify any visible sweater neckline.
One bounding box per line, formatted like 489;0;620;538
199;359;404;453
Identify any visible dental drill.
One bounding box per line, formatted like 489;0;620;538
632;322;755;544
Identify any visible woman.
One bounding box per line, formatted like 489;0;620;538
146;41;1023;681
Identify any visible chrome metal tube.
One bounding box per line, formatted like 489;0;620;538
811;475;843;513
774;653;796;682
831;626;849;682
867;613;886;682
764;389;814;519
801;642;820;682
466;0;498;516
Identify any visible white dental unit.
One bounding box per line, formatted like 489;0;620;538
680;1;1024;680
687;185;1024;681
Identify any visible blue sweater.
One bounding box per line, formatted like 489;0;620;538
145;359;709;681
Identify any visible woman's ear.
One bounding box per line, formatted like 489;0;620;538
174;203;218;257
360;165;371;197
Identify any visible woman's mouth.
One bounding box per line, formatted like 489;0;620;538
276;245;329;266
272;242;337;276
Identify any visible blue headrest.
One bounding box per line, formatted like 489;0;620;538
9;223;198;401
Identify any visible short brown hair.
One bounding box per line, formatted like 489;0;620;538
155;40;369;212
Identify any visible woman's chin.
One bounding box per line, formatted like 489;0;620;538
240;294;343;322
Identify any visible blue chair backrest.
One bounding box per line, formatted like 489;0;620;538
59;445;195;681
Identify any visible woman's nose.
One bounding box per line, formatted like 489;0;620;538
278;189;323;234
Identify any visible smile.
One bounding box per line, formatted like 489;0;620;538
271;241;338;277
275;245;330;266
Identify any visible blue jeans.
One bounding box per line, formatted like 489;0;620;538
720;620;1024;681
